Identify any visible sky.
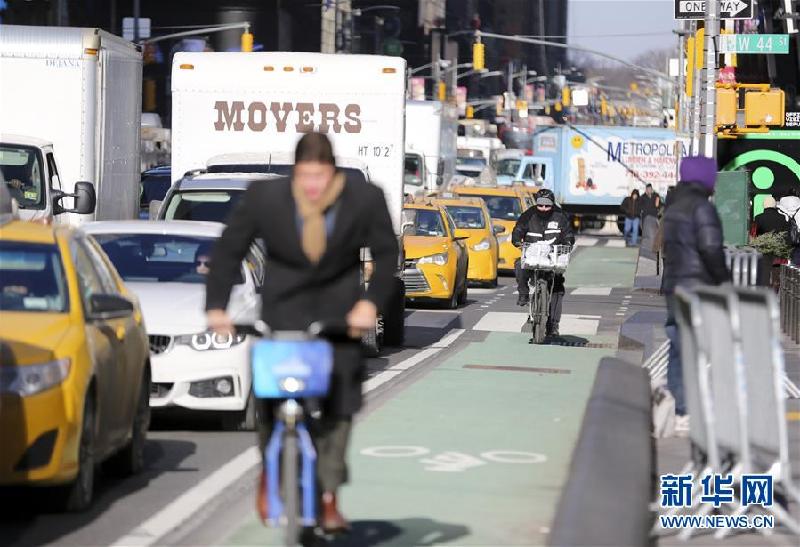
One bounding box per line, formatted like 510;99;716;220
568;0;677;61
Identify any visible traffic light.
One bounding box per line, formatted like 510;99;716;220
600;97;608;117
241;31;254;52
472;42;485;71
715;87;738;127
744;89;785;126
561;86;571;107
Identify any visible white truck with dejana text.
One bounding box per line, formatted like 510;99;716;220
0;25;142;224
170;51;407;351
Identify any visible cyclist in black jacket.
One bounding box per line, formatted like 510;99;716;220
512;189;575;336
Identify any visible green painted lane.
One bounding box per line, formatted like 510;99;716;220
565;247;638;289
225;333;615;546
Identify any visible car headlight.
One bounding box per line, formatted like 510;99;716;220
497;234;512;244
472;238;491;251
175;332;247;351
0;358;71;397
417;252;448;266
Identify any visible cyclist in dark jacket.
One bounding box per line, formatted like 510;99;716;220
512;188;574;336
662;156;729;428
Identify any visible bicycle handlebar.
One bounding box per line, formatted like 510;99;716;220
233;320;353;340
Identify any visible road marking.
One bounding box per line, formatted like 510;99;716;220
605;239;627;248
111;447;261;546
473;312;530;333
469;288;499;295
112;328;467;547
559;314;600;336
570;287;612;296
574;236;599;247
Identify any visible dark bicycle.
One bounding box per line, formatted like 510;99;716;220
520;243;572;344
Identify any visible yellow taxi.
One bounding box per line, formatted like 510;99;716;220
0;219;150;511
401;202;469;308
430;195;499;286
451;185;531;273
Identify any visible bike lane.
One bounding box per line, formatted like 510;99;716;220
225;332;617;546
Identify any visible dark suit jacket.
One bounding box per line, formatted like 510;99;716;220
205;175;398;415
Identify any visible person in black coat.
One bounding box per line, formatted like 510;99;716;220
661;156;729;428
620;189;642;246
753;195;789;236
511;188;575;336
205;133;398;531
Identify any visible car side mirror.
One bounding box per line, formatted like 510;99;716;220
493;225;506;235
53;181;96;215
89;293;133;320
401;221;415;236
454;236;469;242
149;200;162;220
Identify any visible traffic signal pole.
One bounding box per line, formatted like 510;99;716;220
699;0;720;158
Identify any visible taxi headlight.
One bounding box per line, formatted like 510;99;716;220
177;332;247;351
472;238;491;251
417;252;448;266
0;358;71;397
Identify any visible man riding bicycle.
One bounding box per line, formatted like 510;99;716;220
205;133;398;533
512;188;574;337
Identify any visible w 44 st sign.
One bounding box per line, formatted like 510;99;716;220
675;0;753;20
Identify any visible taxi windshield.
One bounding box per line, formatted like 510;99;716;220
0;144;46;210
0;242;68;312
459;194;522;221
163;190;243;223
445;206;486;229
402;209;446;237
93;233;243;285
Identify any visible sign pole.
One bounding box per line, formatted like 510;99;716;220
699;0;720;159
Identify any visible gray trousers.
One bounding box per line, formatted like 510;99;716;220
257;402;353;493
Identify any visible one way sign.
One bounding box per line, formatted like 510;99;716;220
675;0;753;20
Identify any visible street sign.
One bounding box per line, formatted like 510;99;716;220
675;0;753;20
785;112;800;128
122;17;151;40
719;34;790;54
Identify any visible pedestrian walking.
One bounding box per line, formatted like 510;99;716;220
777;195;800;265
753;195;789;236
661;156;729;434
620;189;642;246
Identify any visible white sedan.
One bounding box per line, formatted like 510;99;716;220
84;221;264;430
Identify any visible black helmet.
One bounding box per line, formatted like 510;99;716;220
534;188;555;207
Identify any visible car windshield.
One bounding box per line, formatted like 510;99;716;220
0;242;68;312
402;209;446;237
207;164;370;183
496;159;521;177
0;144;46;210
163;190;243;223
456;157;486;169
459;194;522;221
92;234;243;285
404;154;423;186
445;206;486;229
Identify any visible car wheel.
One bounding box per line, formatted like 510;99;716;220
457;276;468;306
105;368;151;476
361;322;382;357
445;286;459;309
382;278;405;347
58;395;95;512
221;390;258;431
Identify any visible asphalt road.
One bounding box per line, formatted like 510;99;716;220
0;236;640;547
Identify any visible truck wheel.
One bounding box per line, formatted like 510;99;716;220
382;278;405;347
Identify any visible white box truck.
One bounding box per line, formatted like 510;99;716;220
404;100;457;195
170;51;407;349
0;25;142;224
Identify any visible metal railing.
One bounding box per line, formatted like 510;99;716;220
724;247;762;287
780;264;800;343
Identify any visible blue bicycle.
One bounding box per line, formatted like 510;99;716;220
239;321;343;546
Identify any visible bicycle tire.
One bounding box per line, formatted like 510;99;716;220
282;431;299;546
533;279;549;344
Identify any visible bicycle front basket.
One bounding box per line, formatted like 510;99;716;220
251;340;334;399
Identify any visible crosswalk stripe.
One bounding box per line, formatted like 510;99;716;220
570;287;612;296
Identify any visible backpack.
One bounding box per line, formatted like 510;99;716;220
789;209;800;247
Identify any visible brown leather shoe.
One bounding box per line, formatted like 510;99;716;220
320;491;349;533
256;470;268;524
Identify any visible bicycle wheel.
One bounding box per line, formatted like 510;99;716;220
532;278;550;344
281;431;299;546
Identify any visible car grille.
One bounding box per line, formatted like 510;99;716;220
149;335;172;355
150;382;173;398
402;269;430;293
